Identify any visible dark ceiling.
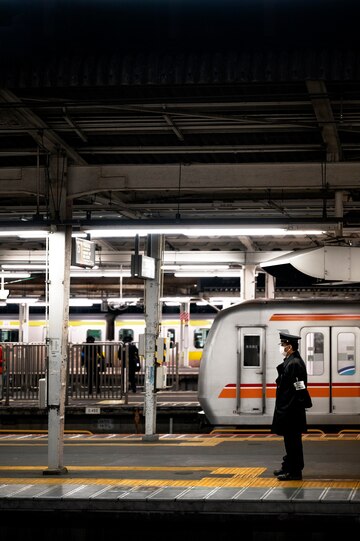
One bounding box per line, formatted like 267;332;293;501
0;1;360;299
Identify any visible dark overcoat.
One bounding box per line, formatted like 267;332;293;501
271;351;308;435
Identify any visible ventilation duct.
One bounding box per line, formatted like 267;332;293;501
260;246;360;283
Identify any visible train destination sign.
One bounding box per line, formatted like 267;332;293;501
131;254;155;279
71;238;96;268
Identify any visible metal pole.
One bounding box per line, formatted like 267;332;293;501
143;234;163;441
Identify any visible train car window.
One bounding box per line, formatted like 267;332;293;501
167;328;175;348
194;328;209;349
0;329;19;342
337;332;356;376
119;329;134;342
86;330;101;341
243;335;260;367
305;332;324;375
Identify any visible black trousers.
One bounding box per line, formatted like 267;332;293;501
281;431;304;474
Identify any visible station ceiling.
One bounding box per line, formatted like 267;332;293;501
0;1;360;300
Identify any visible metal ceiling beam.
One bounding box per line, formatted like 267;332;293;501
306;80;342;162
0;88;87;165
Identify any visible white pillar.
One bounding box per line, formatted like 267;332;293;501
143;234;163;441
180;301;190;367
18;303;29;342
264;272;276;299
241;264;257;301
44;226;71;475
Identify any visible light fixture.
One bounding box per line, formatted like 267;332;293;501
107;297;140;304
86;226;326;238
69;298;102;307
160;296;191;303
0;230;48;238
70;270;131;278
2;264;47;270
162;264;231;271
174;270;241;277
6;297;39;304
0;272;31;278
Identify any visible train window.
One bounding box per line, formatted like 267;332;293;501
243;335;260;367
0;329;19;342
119;329;134;342
337;332;356;376
167;328;175;348
305;332;324;375
194;328;209;349
86;330;101;341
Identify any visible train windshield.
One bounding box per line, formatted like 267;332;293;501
194;328;209;349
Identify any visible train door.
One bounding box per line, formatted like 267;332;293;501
236;327;265;414
302;327;330;414
331;327;360;414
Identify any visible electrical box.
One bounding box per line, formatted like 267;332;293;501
138;333;145;356
39;378;47;408
156;364;167;390
156;337;170;364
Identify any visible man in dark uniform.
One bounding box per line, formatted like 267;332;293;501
271;332;311;481
119;336;140;393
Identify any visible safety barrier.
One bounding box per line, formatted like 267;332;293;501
0;341;183;404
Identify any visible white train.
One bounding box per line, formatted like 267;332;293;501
0;312;215;368
198;298;360;425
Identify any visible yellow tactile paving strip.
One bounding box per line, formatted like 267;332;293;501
0;474;358;490
0;465;359;490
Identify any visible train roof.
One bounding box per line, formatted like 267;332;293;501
216;296;360;318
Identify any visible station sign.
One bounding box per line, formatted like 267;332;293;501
131;254;155;279
71;238;96;268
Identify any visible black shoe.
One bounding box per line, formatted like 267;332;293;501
277;472;302;481
273;469;285;477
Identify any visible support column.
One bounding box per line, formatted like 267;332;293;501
264;272;276;299
241;264;257;301
18;302;29;343
143;234;163;441
44;227;71;474
179;301;190;367
335;190;344;237
43;153;71;475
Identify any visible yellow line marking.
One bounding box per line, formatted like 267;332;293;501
0;466;265;475
0;429;93;435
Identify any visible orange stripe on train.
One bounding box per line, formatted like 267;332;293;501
270;313;360;321
218;383;360;399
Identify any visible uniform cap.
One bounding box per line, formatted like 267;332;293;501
279;332;301;343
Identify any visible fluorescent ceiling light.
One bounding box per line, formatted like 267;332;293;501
0;272;31;278
160;296;191;302
0;230;48;238
107;297;140;304
6;297;39;304
69;298;101;307
2;264;47;270
17;231;49;238
162;264;231;271
70;270;131;277
86;227;325;238
174;271;241;277
185;228;326;237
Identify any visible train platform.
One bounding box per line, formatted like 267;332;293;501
0;429;359;539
